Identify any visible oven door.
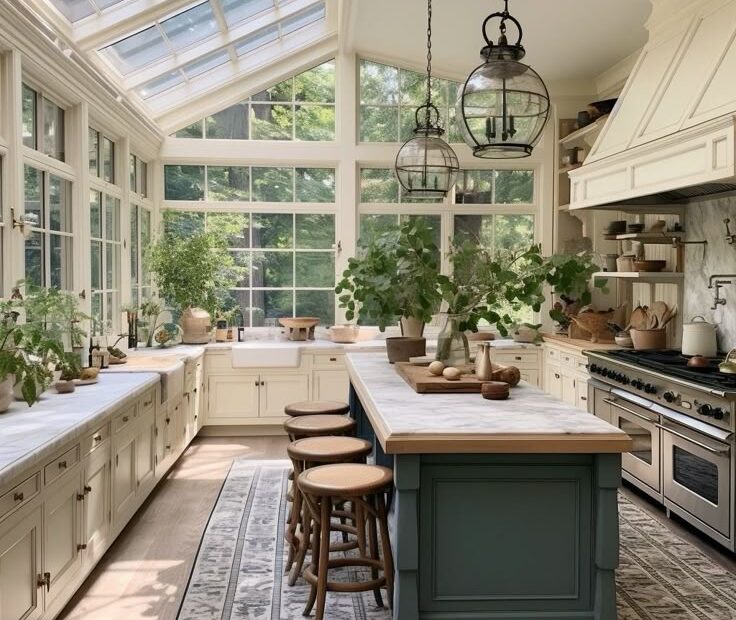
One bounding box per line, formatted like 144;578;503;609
604;396;661;494
660;421;731;537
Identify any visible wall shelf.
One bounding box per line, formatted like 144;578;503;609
558;115;609;150
602;231;685;244
592;271;684;282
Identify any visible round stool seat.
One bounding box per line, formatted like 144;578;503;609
285;400;350;417
298;463;393;497
284;414;355;438
287;436;372;463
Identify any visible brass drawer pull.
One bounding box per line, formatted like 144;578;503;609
122;416;129;423
84;485;92;495
165;417;170;424
77;544;87;551
93;434;103;443
554;373;560;379
77;493;85;501
329;357;337;362
37;572;50;591
515;356;522;361
58;460;67;469
13;491;24;502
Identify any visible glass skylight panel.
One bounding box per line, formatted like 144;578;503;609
137;71;186;99
160;2;219;51
281;2;325;36
103;26;169;74
182;49;231;79
222;0;274;27
234;24;279;57
49;0;125;21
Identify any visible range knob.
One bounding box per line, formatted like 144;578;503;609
645;384;657;394
663;391;677;403
631;379;642;390
606;370;616;379
713;408;725;421
589;364;598;373
697;403;713;417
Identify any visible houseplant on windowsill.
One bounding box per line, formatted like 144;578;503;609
335;220;442;362
147;230;245;344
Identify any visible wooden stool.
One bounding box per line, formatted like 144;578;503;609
298;463;394;620
285;400;350;417
283;414;355;441
285;437;372;585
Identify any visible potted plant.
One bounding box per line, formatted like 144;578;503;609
139;298;164;347
336;220;442;361
0;296;66;408
147;230;244;344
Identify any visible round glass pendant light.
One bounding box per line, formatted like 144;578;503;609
395;0;459;199
457;0;550;159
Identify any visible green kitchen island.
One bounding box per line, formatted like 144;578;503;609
346;353;632;620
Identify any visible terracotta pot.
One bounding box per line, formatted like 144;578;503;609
0;376;13;413
385;337;426;364
400;316;425;338
180;307;212;344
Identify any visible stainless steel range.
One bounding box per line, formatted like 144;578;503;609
585;349;735;551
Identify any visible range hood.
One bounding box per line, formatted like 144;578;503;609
569;0;736;210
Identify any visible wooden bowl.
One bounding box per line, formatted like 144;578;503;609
481;381;510;400
630;328;667;350
634;260;666;272
278;317;320;330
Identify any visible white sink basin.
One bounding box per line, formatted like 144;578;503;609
231;342;302;368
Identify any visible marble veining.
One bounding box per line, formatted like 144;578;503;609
346;353;628;453
685;198;736;351
0;372;159;487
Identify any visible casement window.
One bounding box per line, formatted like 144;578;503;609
22;84;65;161
88;128;116;184
23;165;73;289
129;154;149;198
130;203;153;305
89;190;121;333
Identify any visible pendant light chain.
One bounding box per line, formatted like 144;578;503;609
425;0;433;127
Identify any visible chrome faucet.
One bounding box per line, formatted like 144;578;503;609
708;274;735;309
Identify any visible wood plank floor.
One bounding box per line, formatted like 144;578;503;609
59;437;735;620
58;436;289;620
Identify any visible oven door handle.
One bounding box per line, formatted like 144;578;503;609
656;424;731;456
603;398;657;424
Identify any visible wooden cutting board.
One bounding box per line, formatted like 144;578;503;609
395;362;484;393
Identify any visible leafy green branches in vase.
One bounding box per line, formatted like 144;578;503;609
139;298;164;348
335;220;442;334
545;252;607;331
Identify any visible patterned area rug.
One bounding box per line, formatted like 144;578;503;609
178;460;736;620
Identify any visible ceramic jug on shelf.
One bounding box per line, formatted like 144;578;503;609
475;343;493;381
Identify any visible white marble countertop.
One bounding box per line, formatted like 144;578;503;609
346;353;631;455
0;373;159;487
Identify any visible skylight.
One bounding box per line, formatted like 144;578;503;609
48;0;125;22
134;1;327;100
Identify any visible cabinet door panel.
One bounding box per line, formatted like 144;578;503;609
260;375;309;418
136;411;155;495
112;430;136;529
0;506;43;620
207;375;259;423
519;370;539;388
575;374;590;411
84;444;110;564
561;373;577;406
313;370;350;403
545;364;563;400
44;469;82;601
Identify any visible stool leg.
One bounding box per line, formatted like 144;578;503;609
315;495;332;620
285;483;301;574
303;500;320;616
355;502;366;557
366;496;384;608
376;492;394;608
290;496;310;586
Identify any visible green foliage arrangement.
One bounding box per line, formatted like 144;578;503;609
0;284;88;406
147;230;245;318
335;220;442;331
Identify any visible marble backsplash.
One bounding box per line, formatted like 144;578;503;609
685;197;736;352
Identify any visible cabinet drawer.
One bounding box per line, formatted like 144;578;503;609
545;346;560;362
206;353;233;372
112;406;136;435
140;389;155;416
492;351;538;369
44;445;80;485
87;423;110;454
0;472;40;521
312;354;345;370
560;351;587;370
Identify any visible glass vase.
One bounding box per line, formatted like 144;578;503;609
435;314;470;367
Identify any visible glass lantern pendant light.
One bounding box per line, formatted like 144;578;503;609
458;0;550;159
394;0;459;199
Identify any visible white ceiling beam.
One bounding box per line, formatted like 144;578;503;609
156;32;337;131
74;0;200;51
120;0;320;90
337;0;356;53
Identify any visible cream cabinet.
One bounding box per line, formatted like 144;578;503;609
112;424;136;531
0;505;43;620
136;408;156;497
43;463;83;605
491;348;541;388
542;341;592;410
82;441;109;567
207;372;309;424
313;369;350;402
